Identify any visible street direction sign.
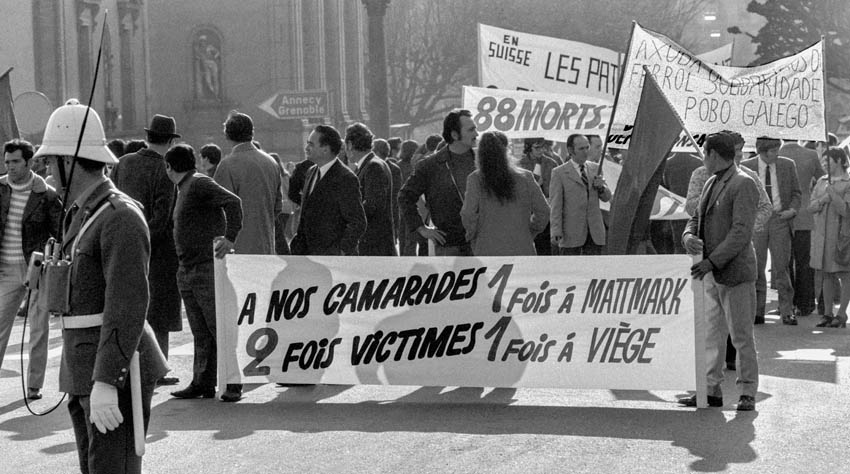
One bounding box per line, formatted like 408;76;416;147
259;90;329;120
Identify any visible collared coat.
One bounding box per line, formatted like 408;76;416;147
214;141;283;255
111;148;182;332
684;164;759;286
357;153;397;256
291;160;366;256
398;146;475;247
59;179;168;395
0;173;63;261
549;160;611;248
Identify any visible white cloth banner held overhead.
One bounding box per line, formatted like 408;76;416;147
462;86;612;141
216;255;698;390
478;23;621;100
610;23;826;149
696;42;734;66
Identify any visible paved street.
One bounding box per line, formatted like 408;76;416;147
1;300;848;473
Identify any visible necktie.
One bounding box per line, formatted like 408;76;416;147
305;169;319;200
765;165;773;203
580;163;589;193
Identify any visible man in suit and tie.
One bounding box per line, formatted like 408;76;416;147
345;123;396;256
680;132;759;411
741;137;802;325
291;125;366;256
549;134;611;255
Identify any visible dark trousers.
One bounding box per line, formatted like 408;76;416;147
791;230;815;314
534;223;553;256
68;381;154;474
559;235;603;256
177;262;217;388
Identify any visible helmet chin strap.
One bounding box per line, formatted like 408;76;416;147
58;156;78;208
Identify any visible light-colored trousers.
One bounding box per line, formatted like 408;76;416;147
703;272;759;398
0;262;50;389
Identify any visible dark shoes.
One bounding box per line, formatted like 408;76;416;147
781;314;798;326
156;376;180;386
171;384;215;399
26;388;42;400
220;384;243;402
829;314;848;328
678;394;723;407
726;361;736;371
737;395;756;411
816;315;835;327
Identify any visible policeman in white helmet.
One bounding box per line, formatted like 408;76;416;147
34;99;168;473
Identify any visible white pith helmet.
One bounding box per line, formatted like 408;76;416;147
33;98;117;164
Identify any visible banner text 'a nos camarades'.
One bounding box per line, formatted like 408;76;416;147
609;23;825;149
215;255;697;390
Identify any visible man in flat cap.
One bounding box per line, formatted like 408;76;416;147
111;114;183;385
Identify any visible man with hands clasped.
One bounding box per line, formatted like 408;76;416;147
680;132;759;412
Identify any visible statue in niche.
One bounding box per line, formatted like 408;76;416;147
193;32;222;100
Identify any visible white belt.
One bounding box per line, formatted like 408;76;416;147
60;313;104;330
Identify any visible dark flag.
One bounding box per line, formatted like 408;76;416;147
0;68;20;146
606;67;688;255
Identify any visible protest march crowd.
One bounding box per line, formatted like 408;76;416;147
0;15;848;474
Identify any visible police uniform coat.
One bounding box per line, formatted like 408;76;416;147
59;179;168;395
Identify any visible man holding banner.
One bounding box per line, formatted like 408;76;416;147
682;132;759;411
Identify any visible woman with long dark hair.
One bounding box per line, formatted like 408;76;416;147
460;131;549;256
810;147;850;328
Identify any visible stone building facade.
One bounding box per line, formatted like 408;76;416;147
147;0;370;159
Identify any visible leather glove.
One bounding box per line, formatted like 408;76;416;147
690;258;714;280
90;381;123;434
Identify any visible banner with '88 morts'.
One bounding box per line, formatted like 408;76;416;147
215;255;698;390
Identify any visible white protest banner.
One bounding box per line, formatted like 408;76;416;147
696;42;733;66
599;160;689;220
478;23;621;100
610;23;825;150
216;255;698;390
463;86;612;141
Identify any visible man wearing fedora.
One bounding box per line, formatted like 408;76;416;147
110;114;183;386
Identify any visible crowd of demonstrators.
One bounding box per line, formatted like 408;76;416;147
460;131;549;256
5;91;850;433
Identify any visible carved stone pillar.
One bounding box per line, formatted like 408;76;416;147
362;0;390;137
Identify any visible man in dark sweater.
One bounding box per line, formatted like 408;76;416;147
398;109;477;256
164;144;243;400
